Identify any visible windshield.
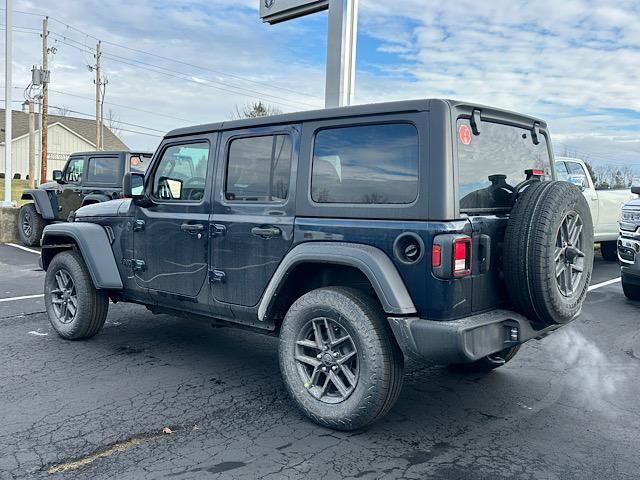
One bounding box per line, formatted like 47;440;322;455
457;119;552;212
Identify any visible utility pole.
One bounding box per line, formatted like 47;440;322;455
100;78;108;150
40;16;49;183
95;40;102;151
3;0;13;206
27;100;35;188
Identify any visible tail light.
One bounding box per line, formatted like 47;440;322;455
432;234;472;278
452;237;472;277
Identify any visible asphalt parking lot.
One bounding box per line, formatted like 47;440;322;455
1;243;638;480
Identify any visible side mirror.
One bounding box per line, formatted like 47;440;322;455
632;186;640;195
567;174;587;192
52;170;63;182
632;177;640;195
123;172;145;199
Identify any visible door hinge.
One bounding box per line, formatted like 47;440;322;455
133;219;145;231
208;269;226;283
210;224;226;237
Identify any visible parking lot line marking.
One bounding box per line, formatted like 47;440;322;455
6;243;40;255
588;277;621;292
0;294;44;303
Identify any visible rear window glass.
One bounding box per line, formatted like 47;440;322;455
86;156;121;184
311;123;419;204
458;119;551;212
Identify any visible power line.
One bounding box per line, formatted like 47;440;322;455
41;32;316;110
1;8;323;103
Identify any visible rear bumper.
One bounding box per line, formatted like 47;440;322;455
388;309;560;365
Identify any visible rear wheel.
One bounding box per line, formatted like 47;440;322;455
600;241;618;262
18;203;45;247
622;277;640;301
503;181;594;326
44;250;109;340
279;287;404;430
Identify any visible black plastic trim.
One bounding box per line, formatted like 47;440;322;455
20;189;55;219
41;223;124;290
258;241;417;320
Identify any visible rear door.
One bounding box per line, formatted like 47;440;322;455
456;116;553;312
210;125;298;307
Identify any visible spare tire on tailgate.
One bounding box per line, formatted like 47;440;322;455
503;181;594;326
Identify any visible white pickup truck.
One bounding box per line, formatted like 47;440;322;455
556;157;636;260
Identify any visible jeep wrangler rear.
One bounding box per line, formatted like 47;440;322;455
40;99;593;430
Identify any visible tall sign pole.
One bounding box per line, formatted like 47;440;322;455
325;0;358;107
3;0;13;206
260;0;359;108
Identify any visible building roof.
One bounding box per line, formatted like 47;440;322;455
0;108;128;150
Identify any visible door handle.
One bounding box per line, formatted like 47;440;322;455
181;223;204;234
251;226;281;238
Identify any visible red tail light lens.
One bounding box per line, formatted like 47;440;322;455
453;237;472;277
432;244;442;268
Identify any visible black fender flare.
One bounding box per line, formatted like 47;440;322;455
20;189;55;219
41;223;123;290
81;193;112;206
258;242;417;321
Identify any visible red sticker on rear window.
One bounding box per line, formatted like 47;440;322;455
458;124;472;145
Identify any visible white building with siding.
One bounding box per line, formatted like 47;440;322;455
0;108;128;180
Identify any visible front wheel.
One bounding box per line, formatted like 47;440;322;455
44;250;109;339
600;241;619;262
279;287;404;430
18;203;45;247
622;278;640;301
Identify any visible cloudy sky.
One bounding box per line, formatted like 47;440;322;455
1;0;639;169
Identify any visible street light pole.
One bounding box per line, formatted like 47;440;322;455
3;0;13;206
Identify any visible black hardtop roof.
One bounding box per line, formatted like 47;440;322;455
68;150;153;157
165;98;546;139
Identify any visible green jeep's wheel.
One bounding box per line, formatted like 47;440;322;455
600;241;619;262
279;287;404;430
44;250;109;340
18;203;45;247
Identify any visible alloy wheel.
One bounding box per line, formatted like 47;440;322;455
294;317;359;404
50;269;78;324
554;211;585;297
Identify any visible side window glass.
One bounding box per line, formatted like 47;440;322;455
152;142;210;202
225;134;292;202
86;156;121;184
555;161;569;181
64;158;84;184
311;123;419;204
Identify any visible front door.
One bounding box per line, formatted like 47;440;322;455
57;156;85;220
134;136;215;298
211;125;298;307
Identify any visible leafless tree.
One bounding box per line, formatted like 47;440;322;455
231;101;283;119
55;105;71;116
106;109;123;138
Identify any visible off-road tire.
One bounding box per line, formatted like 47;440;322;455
450;346;521;372
45;250;109;340
18;203;45;247
622;278;640;301
600;241;618;262
279;287;404;430
503;181;594;326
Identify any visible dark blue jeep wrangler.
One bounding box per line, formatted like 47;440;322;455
40;99;594;430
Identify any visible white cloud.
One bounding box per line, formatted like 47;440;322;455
0;0;637;168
